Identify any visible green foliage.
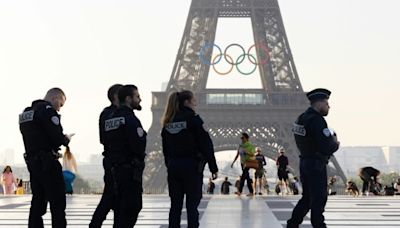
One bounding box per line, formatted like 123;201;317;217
379;172;400;186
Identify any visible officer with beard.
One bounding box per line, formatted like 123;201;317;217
104;84;146;227
287;88;340;228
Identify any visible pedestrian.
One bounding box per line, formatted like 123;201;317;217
287;88;340;228
19;87;73;227
221;177;232;195
207;178;215;194
394;178;400;195
254;147;266;195
161;90;218;228
235;176;241;193
1;165;17;195
62;146;77;195
289;176;301;195
103;84;146;227
231;132;255;196
16;178;25;195
90;84;122;228
276;148;289;194
328;176;337;195
345;180;359;196
358;166;381;195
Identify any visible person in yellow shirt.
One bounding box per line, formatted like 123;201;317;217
231;132;255;196
16;179;24;195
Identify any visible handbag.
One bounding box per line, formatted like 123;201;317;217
244;159;259;169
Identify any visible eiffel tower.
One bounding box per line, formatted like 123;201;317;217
143;0;346;193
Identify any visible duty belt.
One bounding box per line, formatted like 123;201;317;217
24;150;62;161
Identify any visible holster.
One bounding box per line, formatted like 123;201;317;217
24;150;61;171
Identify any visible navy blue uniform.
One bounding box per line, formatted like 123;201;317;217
287;107;339;228
104;105;146;227
19;100;70;228
161;106;218;228
90;104;117;228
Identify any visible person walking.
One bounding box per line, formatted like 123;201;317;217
254;147;266;195
287;88;340;228
231;132;255;196
1;166;17;195
90;84;122;228
103;84;146;227
276;148;289;194
161;90;218;228
19;87;72;227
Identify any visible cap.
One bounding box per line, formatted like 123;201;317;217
306;88;331;102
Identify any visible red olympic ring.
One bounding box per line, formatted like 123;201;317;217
247;43;270;65
212;54;234;75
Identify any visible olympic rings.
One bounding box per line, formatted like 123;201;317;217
212;54;234;75
199;42;270;75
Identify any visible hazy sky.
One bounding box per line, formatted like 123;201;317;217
1;0;399;163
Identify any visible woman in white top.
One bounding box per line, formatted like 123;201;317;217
62;146;77;194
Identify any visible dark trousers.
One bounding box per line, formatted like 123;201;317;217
287;159;328;228
238;164;254;194
113;166;142;228
90;157;116;228
27;159;66;228
167;159;203;228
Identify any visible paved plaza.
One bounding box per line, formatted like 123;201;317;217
1;195;400;227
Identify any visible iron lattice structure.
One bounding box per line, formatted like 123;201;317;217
143;0;346;193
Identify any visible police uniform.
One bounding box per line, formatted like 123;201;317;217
90;104;117;228
287;89;339;228
103;105;146;227
19;99;70;228
161;106;218;228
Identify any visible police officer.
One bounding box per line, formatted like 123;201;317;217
287;88;340;228
19;88;72;228
161;90;218;228
90;84;122;228
104;84;146;227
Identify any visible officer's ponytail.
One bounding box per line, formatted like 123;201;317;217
161;90;193;126
161;92;180;126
